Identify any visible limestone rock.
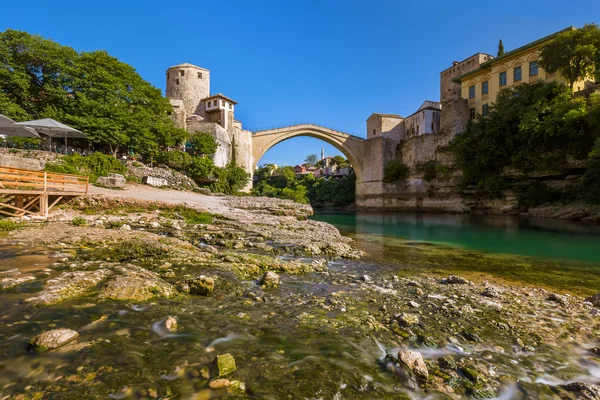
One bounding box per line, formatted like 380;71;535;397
99;275;176;301
397;313;420;327
560;382;600;399
25;270;112;305
398;349;428;380
165;316;178;332
188;275;215;296
260;271;280;288
143;176;168;187
214;353;236;377
119;224;131;231
96;173;125;189
29;328;79;352
209;379;230;389
585;293;600;307
442;275;470;285
481;286;502;298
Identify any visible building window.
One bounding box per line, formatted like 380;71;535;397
514;66;522;82
482;81;489;95
175;79;179;85
198;72;202;79
499;71;507;86
179;70;185;77
229;103;233;109
469;108;476;120
529;61;539;77
416;125;419;135
482;104;489;116
469;85;475;99
372;129;376;136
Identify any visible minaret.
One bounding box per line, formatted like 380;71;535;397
321;147;325;160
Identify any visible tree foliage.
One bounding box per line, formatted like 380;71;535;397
539;24;600;89
0;29;185;156
497;39;505;56
252;158;355;207
189;132;218;156
304;154;318;166
383;160;410;183
450;82;600;200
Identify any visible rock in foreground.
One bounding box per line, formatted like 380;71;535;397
397;349;428;380
29;329;79;352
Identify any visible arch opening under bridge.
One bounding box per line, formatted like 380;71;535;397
251;124;366;182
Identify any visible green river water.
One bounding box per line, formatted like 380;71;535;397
312;212;600;295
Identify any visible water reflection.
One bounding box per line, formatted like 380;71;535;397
312;212;600;263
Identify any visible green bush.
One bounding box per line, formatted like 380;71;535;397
583;155;600;204
71;217;87;226
516;181;556;208
188;132;218;156
156;151;194;170
383;160;410;183
0;219;19;231
45;152;126;181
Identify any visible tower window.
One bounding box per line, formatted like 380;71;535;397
179;70;185;77
175;79;179;85
372;129;376;136
198;72;202;79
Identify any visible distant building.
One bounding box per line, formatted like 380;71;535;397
404;101;442;139
294;165;306;174
453;27;596;120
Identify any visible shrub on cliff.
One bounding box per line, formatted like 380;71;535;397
450;82;600;198
383;160;410;183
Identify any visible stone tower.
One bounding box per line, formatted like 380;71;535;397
166;63;210;119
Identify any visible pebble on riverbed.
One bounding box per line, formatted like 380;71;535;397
397;349;428;380
260;271;280;288
29;328;79;352
214;353;236;377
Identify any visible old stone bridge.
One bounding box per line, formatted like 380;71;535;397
249;124;393;207
252;124;366;179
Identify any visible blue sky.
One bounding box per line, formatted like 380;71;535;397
1;0;599;166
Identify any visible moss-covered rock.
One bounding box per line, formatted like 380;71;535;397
214;353;236;377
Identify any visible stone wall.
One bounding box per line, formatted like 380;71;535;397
0;154;44;170
186;121;232;168
233;127;254;192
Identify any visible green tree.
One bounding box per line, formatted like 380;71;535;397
539;24;600;89
497;39;505;56
450;82;599;196
189;132;218;156
304;154;318;166
0;29;185;156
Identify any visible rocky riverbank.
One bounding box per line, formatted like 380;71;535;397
0;194;599;399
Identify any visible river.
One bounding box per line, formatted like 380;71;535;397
312;211;600;295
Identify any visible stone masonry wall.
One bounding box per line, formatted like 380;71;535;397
186;121;232;168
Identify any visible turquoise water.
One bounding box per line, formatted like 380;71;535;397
312;212;600;264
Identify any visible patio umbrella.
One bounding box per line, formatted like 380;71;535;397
0;115;40;138
15;118;84;150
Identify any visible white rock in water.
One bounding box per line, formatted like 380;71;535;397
397;349;428;380
260;271;280;287
29;328;79;351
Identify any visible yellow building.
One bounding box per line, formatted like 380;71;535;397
454;27;596;120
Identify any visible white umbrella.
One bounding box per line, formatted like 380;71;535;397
0;115;40;138
15;118;84;150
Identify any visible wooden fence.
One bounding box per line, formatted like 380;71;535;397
0;166;88;217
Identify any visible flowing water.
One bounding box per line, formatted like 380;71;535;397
312;211;600;294
1;213;600;399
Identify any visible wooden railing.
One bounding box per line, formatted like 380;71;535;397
0;166;88;194
0;166;88;217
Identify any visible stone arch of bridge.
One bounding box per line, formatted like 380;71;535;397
251;124;365;182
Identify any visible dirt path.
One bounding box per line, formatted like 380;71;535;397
89;184;232;214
